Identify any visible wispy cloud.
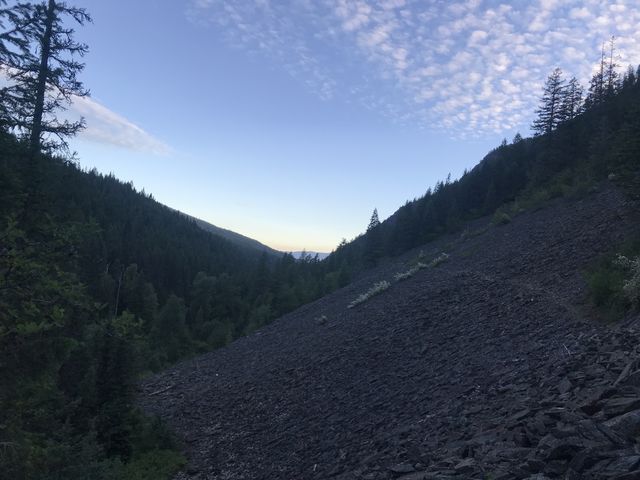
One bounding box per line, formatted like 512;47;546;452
1;65;171;154
69;96;171;155
187;0;640;137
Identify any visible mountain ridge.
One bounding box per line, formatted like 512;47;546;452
182;212;281;256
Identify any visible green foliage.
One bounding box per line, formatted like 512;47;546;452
614;254;640;308
587;240;640;321
122;413;186;480
492;210;511;226
123;449;186;480
155;295;190;363
0;131;347;479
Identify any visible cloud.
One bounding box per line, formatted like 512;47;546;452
0;65;171;154
186;0;640;137
69;96;171;155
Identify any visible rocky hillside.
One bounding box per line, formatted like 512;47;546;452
140;185;640;480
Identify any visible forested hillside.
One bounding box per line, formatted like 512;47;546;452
327;61;640;272
0;133;352;478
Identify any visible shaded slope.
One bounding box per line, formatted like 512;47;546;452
140;185;640;479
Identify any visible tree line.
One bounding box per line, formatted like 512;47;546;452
331;40;640;272
531;37;634;136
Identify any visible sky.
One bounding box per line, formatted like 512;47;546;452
62;0;640;252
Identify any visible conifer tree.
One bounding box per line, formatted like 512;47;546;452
367;208;380;231
586;38;619;109
604;36;619;98
95;330;134;460
586;43;606;109
622;65;637;90
531;68;565;135
560;76;583;121
364;208;382;265
0;0;91;153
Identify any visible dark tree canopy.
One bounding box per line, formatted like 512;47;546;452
561;76;584;121
586;37;619;109
367;208;380;231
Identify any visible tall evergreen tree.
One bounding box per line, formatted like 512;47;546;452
604;36;619;98
364;208;382;265
587;43;606;108
95;330;134;460
560;76;583;121
0;0;91;153
531;68;565;135
622;65;637;90
585;39;619;109
367;208;380;231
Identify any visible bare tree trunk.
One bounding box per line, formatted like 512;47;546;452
29;0;55;155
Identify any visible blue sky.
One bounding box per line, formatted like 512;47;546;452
66;0;640;252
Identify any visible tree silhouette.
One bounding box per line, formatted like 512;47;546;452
364;208;382;265
532;68;565;135
0;0;31;67
604;36;620;98
586;38;619;109
367;208;380;231
0;0;91;153
560;76;583;121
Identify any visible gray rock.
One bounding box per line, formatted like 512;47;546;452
610;469;640;480
605;455;640;474
605;409;640;440
602;397;640;418
454;457;476;473
389;463;416;474
558;378;572;394
543;437;585;461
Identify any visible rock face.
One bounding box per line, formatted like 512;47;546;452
139;187;640;480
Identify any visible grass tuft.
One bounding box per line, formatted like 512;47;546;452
348;281;391;309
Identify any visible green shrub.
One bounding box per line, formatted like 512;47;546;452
492;211;511;226
586;243;640;321
615;254;640;307
588;267;625;309
123;449;186;480
117;412;186;480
